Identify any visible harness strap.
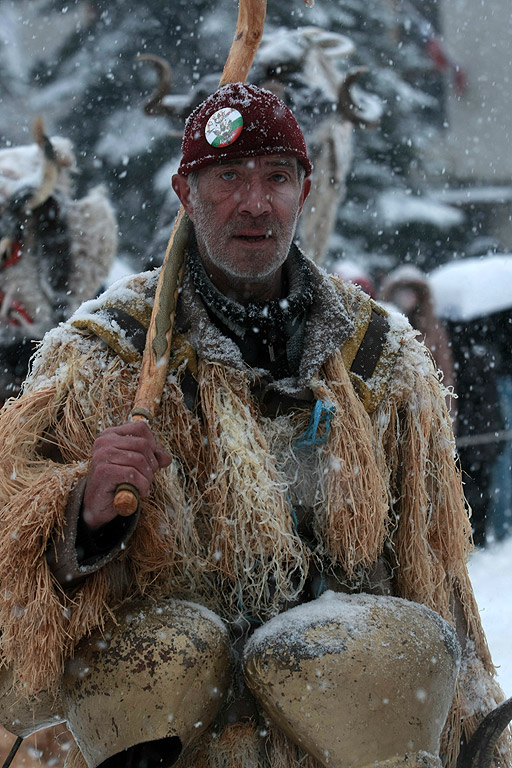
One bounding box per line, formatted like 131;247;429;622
350;309;389;380
102;306;148;355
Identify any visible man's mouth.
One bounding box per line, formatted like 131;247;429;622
234;231;272;242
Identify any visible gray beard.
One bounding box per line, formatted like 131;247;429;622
192;204;299;282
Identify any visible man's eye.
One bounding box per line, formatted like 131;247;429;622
271;173;288;183
220;170;237;181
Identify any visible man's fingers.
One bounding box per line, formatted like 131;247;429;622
155;446;173;467
83;421;173;530
95;425;172;469
104;448;160;477
95;440;159;473
96;423;157;448
91;462;153;499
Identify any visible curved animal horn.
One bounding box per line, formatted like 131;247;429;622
137;53;181;117
457;697;512;768
337;67;381;128
25;116;59;210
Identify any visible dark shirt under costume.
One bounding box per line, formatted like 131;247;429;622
186;237;314;380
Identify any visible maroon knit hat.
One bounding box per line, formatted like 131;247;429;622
177;82;312;177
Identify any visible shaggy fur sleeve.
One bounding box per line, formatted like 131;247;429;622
0;324;139;696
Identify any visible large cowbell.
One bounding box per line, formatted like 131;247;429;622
243;592;462;768
62;598;231;768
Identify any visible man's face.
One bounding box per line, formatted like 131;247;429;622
172;155;310;300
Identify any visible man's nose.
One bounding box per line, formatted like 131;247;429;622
237;180;272;216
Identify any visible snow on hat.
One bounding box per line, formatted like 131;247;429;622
178;82;312;177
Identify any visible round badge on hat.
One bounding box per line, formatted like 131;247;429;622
205;107;243;148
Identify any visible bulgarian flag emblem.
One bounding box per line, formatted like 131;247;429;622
205;107;244;148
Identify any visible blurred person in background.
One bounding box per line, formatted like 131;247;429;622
380;263;506;547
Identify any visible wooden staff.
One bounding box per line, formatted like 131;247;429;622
113;0;269;516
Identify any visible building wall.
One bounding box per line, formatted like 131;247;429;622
440;0;512;182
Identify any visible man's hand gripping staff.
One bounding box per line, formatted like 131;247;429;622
83;421;172;530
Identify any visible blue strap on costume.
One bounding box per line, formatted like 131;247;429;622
295;399;336;447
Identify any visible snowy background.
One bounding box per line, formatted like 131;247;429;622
469;537;512;699
0;0;491;274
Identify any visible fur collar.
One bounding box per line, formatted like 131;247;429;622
177;243;355;396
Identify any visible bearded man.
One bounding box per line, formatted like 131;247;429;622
0;84;509;768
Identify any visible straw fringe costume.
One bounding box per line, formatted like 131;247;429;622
0;245;509;768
